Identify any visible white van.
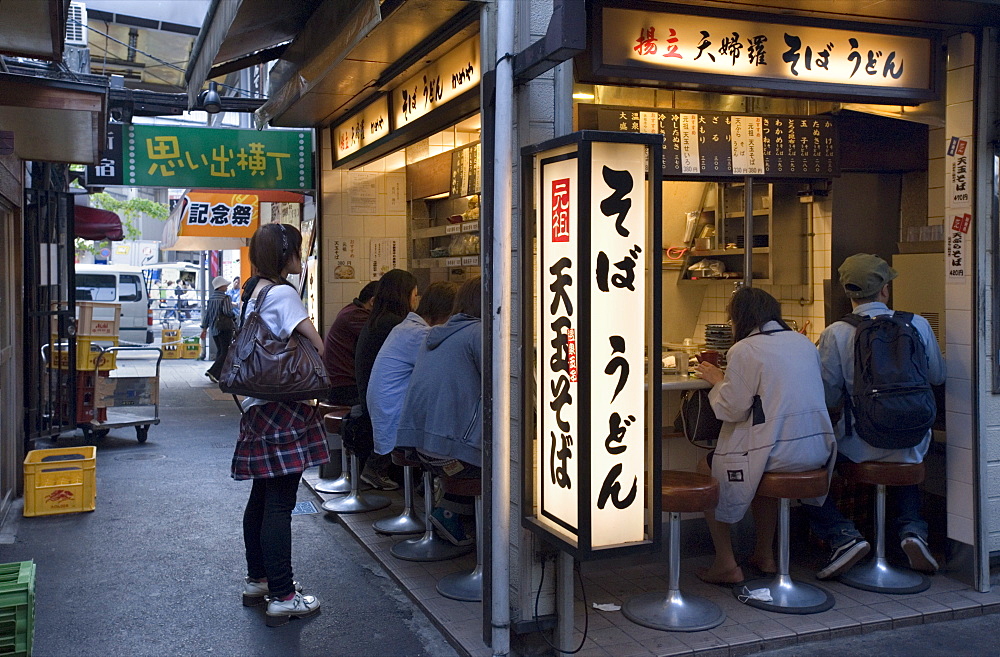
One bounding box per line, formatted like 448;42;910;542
75;264;153;344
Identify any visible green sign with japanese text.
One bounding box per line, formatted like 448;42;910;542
124;125;313;189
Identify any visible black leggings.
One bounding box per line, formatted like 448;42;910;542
243;472;301;598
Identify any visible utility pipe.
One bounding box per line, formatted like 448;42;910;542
553;58;575;653
491;0;514;654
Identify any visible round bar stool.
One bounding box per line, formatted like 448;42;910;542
738;469;835;614
391;466;474;562
373;450;425;535
837;461;930;594
622;471;725;632
436;476;483;602
314;405;352;494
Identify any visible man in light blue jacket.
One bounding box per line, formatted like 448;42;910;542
807;254;946;580
367;282;458;456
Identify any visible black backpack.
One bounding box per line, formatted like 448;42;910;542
840;311;936;449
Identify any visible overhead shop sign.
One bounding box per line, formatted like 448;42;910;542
586;4;938;103
580;105;839;178
333;96;390;161
393;35;480;129
521;131;662;560
179;192;259;237
118;125;312;189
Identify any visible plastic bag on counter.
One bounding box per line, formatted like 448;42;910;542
687;259;726;277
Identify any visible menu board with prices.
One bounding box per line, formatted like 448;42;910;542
450;141;481;198
581;106;839;178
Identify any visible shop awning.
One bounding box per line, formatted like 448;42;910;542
0;0;69;60
74;206;124;242
187;0;481;128
0;72;108;164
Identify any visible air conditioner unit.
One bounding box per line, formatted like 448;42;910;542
66;2;88;47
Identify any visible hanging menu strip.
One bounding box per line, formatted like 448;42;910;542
583;106;839;178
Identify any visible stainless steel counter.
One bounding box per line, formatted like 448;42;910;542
661;374;712;391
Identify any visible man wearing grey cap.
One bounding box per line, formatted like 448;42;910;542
201;276;239;383
806;253;945;579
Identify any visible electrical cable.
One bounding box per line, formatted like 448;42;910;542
68;19;258;97
533;556;589;654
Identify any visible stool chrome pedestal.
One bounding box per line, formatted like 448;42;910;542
839;462;930;594
437;485;483;602
373;465;424;535
391;469;473;562
315;448;352;494
623;471;724;632
738;470;834;614
321;453;389;514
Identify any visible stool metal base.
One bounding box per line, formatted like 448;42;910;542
622;590;725;632
314;475;351;495
391;534;473;562
839;558;930;594
737;575;835;615
373;509;424;535
437;565;482;602
315;448;351;494
322;491;390;514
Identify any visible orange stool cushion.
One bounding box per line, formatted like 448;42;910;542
391;450;422;468
839;461;925;487
756;469;829;499
441;476;482;497
661;470;719;513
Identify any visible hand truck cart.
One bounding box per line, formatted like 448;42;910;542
79;345;163;444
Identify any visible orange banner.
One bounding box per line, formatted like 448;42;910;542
179;192;259;237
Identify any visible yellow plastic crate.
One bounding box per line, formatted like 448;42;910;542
23;447;96;517
161;328;181;344
181;343;201;359
51;337;118;371
161;343;182;360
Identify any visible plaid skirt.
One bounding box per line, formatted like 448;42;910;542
232;401;330;480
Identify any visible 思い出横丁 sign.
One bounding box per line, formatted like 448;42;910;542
123;125;312;189
588;5;937;103
523;131;662;560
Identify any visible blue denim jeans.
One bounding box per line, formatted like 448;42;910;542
803;459;928;549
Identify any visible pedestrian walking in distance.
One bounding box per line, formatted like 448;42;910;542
201;276;238;383
233;223;330;627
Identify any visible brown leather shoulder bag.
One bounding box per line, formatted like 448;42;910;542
219;283;331;402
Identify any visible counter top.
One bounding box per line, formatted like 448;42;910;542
661;374;712;391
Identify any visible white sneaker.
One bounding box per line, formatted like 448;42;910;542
265;591;321;627
242;577;302;607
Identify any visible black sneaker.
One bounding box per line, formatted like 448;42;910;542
205;371;219;384
901;534;938;573
816;538;870;580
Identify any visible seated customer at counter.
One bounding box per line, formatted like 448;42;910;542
395;277;483;546
693;287;836;584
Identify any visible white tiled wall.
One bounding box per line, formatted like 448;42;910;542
318;129;408;333
944;33;977;547
689;196;833;344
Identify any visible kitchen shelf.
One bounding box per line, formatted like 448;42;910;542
411;255;480;269
411;220;479;240
688;247;770;257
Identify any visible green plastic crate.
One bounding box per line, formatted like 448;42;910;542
0;561;34;656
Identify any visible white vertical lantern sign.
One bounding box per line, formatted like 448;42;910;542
588;142;648;548
524;131;662;560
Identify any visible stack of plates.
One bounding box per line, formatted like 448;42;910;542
704;324;733;352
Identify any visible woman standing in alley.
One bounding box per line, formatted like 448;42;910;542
232;222;329;627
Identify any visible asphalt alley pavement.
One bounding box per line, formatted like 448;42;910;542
0;356;458;657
